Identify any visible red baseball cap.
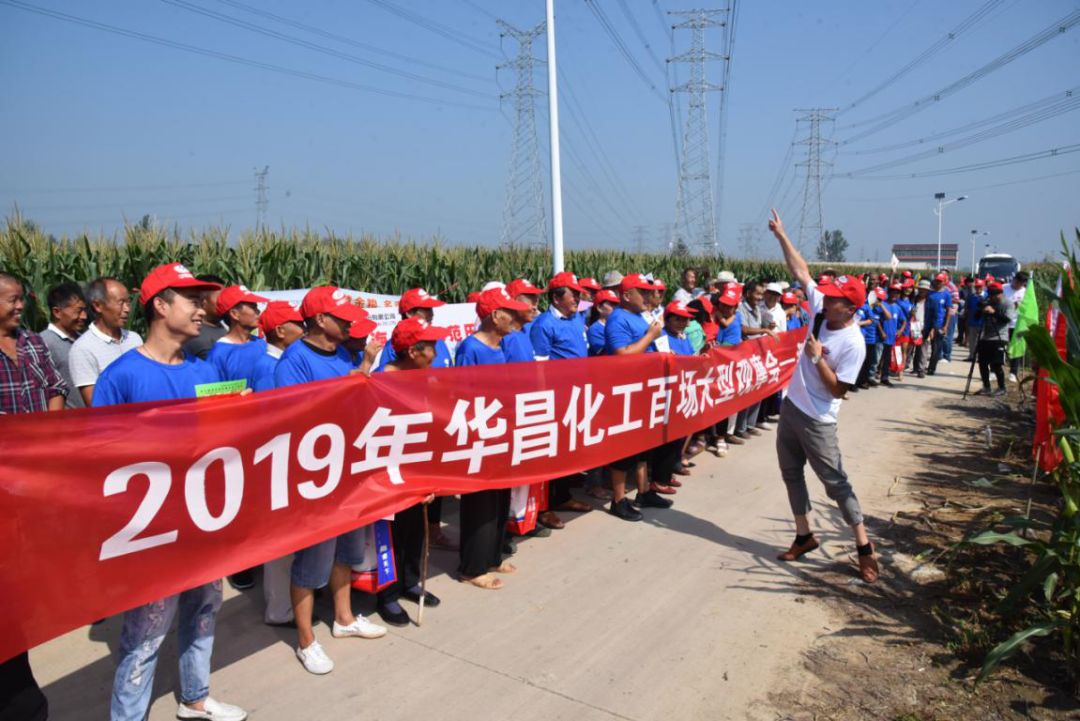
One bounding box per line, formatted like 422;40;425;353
902;278;915;289
973;278;985;288
878;273;889;282
691;296;714;315
258;300;303;335
138;263;222;305
888;284;902;292
477;287;531;318
818;274;866;307
399;287;445;313
466;291;482;303
664;300;693;318
506;278;543;297
578;277;601;292
619;273;654;292
348;318;378;339
215;285;270;316
934;272;948;282
717;284;743;307
547;271;583;292
988;281;1004;291
902;270;913;278
874;288;886;300
652;278;667;291
300;286;368;321
781;291;799;304
593;289;619;305
390;316;450;353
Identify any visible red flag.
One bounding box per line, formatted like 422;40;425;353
1034;272;1069;472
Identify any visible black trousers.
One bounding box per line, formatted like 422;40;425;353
378;502;426;604
978;339;1007;389
857;343;876;386
428;496;443;525
0;653;47;721
549;476;573;508
927;330;944;374
649;438;685;485
878;343;894;382
458;488;510;577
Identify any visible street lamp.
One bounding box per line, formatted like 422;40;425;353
970;229;989;275
933;192;967;269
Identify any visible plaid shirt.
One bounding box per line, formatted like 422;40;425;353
0;328;68;414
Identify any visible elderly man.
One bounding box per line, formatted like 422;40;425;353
41;281;88;408
0;272;66;721
68;276;142;406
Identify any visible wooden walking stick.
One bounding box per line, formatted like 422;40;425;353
418;503;430;627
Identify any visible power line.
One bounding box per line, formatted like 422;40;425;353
8;194;252;211
840;142;1080;180
837;0;1005;115
753;126;798;221
841;167;1080;201
216;0;494;83
0;180;250;194
583;0;667;103
160;0;490;98
820;0;923;100
848;86;1079;154
837;9;1080;143
837;93;1080;177
713;0;738;248
794;109;837;252
614;0;667;76
363;0;501;60
0;0;495;111
458;0;499;23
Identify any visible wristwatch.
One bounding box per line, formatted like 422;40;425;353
809;354;822;365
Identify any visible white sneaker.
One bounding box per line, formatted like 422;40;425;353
296;640;334;675
1009;373;1018;383
940;358;950;364
177;697;248;720
332;615;387;639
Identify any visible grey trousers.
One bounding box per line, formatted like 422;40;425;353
775;398;864;527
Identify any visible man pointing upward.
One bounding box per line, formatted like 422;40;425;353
767;210;879;583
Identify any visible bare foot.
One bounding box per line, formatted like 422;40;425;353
490;561;517;574
460;573;503;590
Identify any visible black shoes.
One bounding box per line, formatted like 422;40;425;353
634;490;673;509
228;569;255;590
609;498;643;522
376;604;410;627
403;588;441;607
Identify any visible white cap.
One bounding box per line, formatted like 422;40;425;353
481;281;505;292
765;282;784;295
778;281;790;290
717;270;737;283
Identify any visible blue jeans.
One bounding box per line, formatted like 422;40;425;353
943;314;957;360
735;401;761;433
111;582;221;721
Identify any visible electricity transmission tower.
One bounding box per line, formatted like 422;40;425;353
737;222;757;258
669;9;726;256
632;224;648;254
497;20;547;250
794;108;836;252
253;165;269;231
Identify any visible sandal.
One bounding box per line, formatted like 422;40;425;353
461;573;503;590
587;486;612;500
490;561;517;574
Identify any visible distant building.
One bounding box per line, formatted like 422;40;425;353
891;243;958;268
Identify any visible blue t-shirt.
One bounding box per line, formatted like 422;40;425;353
927;289;951;330
375;336;453;372
604;307;654;355
966;290;986;326
897;298;913;334
530;308;588;360
207;337;267;387
787;312;804;331
455;335;508;366
664;330;695;356
92;348;221;406
251;349;282;392
880;301;904;345
586;321;607;356
501;322;536;363
274;339;355;388
857;304;878;344
716;313;742;346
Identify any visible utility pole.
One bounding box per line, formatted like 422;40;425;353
632;224;647;254
253;165;269;232
669;8;726;256
793;108;836;253
497;20;548;250
545;0;565;274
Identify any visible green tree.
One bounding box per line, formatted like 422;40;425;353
816;229;848;262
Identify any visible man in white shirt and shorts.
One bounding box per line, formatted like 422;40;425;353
767;210;879;583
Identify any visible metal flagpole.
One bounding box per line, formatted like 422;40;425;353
546;0;565;274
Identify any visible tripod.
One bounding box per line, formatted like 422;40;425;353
961;321;986;400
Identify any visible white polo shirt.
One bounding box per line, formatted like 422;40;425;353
68;322;143;389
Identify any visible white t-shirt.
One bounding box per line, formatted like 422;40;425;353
766;303;787;332
785;281;865;424
1003;284;1026;329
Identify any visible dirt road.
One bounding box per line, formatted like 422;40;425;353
30;369;972;720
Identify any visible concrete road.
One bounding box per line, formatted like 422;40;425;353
30;368;969;720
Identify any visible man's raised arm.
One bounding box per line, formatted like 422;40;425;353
768;209;812;290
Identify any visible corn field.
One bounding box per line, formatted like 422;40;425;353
0;213;897;332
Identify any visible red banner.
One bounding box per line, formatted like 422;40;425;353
0;330;805;660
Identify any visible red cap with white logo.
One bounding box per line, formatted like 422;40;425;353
547;272;583;292
215;285;270;316
258;300;304;335
593;289;619;305
477;287;531;318
934;272;948;282
781;291;799;305
391;316;450;353
348;318;378;339
578;277;601;292
619;273;654;292
506;278;543;297
299;286;368;321
138;263;222;305
717;284;743;307
399;287;446;313
664;300;693;318
818;274;867;307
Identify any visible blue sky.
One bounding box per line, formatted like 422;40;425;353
1;0;1077;266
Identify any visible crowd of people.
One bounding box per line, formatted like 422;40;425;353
0;209;1031;721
